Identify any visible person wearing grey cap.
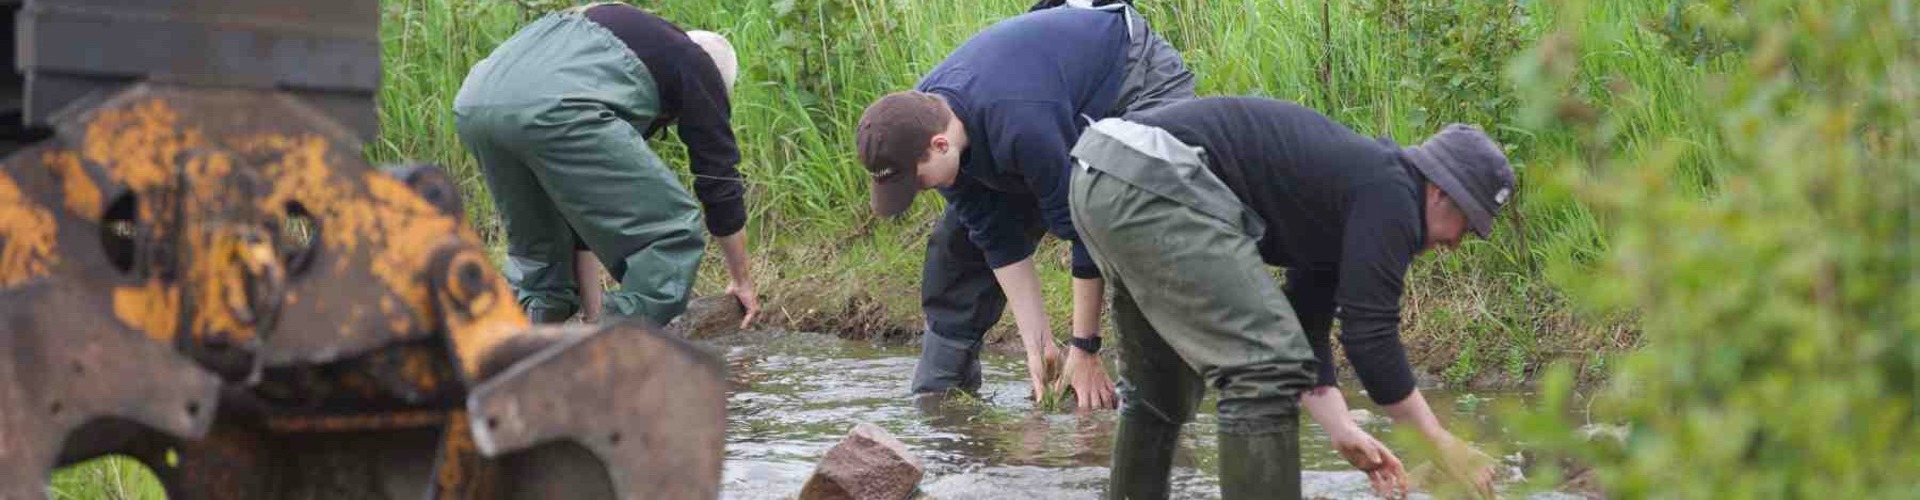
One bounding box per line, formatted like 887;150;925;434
1065;96;1509;499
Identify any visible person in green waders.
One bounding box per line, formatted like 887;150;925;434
1067;97;1508;499
454;3;759;328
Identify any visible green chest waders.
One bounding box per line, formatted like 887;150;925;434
453;11;705;326
1068;118;1319;499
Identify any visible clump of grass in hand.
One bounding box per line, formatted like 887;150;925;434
1033;338;1076;413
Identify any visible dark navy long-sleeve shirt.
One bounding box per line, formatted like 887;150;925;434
1129;97;1429;406
917;7;1130;278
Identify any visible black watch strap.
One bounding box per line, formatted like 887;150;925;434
1069;336;1102;354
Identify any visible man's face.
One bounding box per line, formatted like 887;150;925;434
915;120;963;189
1423;184;1469;252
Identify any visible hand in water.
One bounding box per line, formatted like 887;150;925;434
1027;344;1062;403
1436;435;1497;498
1327;425;1407;498
1051;346;1116;410
726;278;760;329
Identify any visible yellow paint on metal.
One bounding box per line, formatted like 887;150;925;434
440;250;533;380
44;150;102;219
113;280;181;343
172;150;278;346
245;133;361;253
84;99;206;193
363;172;459;334
0;172;59;287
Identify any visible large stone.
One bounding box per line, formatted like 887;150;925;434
798;422;925;500
667;295;746;339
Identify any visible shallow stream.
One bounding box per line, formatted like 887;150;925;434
714;331;1580;499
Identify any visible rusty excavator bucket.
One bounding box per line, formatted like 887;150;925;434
0;1;726;498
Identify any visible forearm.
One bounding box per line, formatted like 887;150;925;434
714;230;751;283
1302;385;1361;434
1069;277;1103;340
1380;388;1451;442
990;259;1052;354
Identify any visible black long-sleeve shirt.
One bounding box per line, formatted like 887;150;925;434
585;5;745;236
1128;97;1427;405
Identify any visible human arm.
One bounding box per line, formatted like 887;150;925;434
671;45;748;237
667;47;759;327
1303;386;1407;498
988;258;1063;403
963;101;1115;408
1057;275;1116;409
713;230;757;328
1336;183;1493;496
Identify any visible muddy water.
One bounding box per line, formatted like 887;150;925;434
715;331;1574;500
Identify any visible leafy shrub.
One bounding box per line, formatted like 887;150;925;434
1508;0;1920;496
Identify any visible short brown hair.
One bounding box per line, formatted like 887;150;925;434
855;91;952;181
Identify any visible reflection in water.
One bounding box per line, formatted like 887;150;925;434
715;331;1572;499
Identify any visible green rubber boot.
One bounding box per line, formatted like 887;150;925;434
1216;420;1302;500
1108;414;1183;499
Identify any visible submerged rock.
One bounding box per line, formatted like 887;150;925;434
798;422;925;500
1346;408;1381;427
669;295;745;339
1577;423;1627;443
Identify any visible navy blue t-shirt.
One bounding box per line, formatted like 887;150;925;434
916;7;1129;278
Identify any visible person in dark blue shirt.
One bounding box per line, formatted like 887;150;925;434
854;2;1193;410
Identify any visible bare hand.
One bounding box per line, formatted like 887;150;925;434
1027;344;1062;401
1051;345;1117;410
1328;426;1407;498
726;278;759;329
1436;437;1497;498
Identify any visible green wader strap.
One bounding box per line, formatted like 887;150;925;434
1072;118;1266;240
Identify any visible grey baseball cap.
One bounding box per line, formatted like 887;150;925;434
1401;124;1515;238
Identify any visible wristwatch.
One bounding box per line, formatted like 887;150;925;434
1069;335;1102;354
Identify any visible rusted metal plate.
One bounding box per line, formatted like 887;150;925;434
11;0;381;137
468;321;729;499
7;84;491;368
3;74;726;497
0;281;222;498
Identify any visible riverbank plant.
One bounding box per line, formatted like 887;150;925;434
1505;0;1920;495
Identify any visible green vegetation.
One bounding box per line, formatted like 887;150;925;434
48;456;164;500
1504;0;1920;496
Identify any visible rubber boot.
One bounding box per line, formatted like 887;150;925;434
1107;414;1183;499
1216;420;1301;500
909;331;983;394
526;304;577;325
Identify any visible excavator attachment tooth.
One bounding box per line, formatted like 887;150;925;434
468;321;728;500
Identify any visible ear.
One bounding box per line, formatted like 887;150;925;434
928;133;949;155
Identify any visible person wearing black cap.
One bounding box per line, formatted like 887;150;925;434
1066;96;1511;499
854;0;1195;410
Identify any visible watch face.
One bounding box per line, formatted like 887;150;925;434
1072;336;1101;353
